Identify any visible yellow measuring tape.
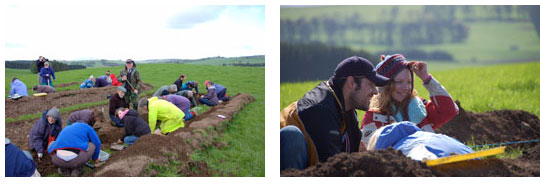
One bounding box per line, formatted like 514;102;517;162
425;146;506;167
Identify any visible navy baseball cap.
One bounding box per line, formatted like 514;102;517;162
333;56;390;87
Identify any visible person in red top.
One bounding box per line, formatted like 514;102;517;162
110;73;123;86
360;54;458;150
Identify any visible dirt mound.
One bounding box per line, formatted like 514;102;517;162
54;81;80;88
94;93;255;177
281;149;434;177
520;144;540;162
5;83;153;119
438;101;540;145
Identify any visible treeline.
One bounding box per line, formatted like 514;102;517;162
6;60;86;72
222;63;265;67
281;42;377;83
281;6;534;47
378;49;453;61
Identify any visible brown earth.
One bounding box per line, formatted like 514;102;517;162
54;81;80;88
282;100;540;177
6;93;255;177
5;83;153;119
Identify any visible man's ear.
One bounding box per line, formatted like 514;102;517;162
346;76;355;89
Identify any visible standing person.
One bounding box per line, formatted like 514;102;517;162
80;75;95;89
47;122;102;177
109;86;128;127
139;97;185;135
180;81;199;94
120;59;142;110
40;62;56;87
5;138;41;177
33;85;55;93
29;107;62;161
65;109;104;127
115;108;151;145
360;54;458;149
174;74;185;90
36;56;46;84
10;77;29;97
162;94;194;121
198;81;219;106
280;56;389;171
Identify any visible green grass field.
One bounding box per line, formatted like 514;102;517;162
6;63;265;176
281;6;540;63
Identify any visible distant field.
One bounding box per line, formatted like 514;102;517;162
280;62;540;122
184;56;265;66
281;6;540;63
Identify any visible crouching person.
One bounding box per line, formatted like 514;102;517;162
198;81;219;106
6;138;41;177
29;107;62;161
115;108;151;145
366;121;473;161
139;97;185;135
109;86;128;127
47;122;102;177
65;108;104;127
162;94;194;121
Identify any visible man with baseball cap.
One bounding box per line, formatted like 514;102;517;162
280;56;389;171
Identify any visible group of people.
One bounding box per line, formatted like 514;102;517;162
280;54;463;171
7;58;233;177
80;70;123;89
9;56;58;98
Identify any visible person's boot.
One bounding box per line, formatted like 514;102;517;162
57;168;70;177
70;167;82;177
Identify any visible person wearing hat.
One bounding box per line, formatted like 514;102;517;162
198;81;219;106
10;77;29;97
152;84;178;97
80;75;95;89
120;59;142;111
139;97;185;135
29;107;62;161
33;84;55;93
360;54;458;150
40;61;56;87
280;56;390;171
109;86;129;127
47;121;102;177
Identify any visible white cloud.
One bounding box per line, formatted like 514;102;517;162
5;4;265;60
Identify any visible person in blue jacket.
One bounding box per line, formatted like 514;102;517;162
47;122;102;177
180;81;199;94
10;77;29;97
80;75;95;89
40;62;56;87
5;138;41;177
367;121;473;161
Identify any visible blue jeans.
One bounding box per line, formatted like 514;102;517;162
123;135;139;145
109;114;123;127
198;97;216;106
184;111;193;121
280;125;308;171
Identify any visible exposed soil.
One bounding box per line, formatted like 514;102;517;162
5;83;153;119
282;100;540;177
54;81;80;88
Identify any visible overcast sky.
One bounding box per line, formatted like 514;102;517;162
5;4;265;61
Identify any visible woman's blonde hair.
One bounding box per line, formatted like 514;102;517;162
370;70;417;116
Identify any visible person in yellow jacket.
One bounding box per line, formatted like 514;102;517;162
138;97;185;135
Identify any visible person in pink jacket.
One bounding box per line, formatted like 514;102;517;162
360;54;458;150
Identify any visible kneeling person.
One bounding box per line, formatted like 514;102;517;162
33;85;55;93
66;109;104;127
139;97;185;135
116;108;151;145
162;94;194;121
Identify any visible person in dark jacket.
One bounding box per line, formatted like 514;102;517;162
36;56;46;84
180;81;199;94
65;109;104;127
198;82;219;106
40;62;56;86
280;56;390;171
6;138;40;177
48;122;102;177
94;75;111;88
119;59;142;111
174;74;185;91
33;85;55;93
115;108;151;145
109;86;128;127
29;107;62;161
205;80;229;101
